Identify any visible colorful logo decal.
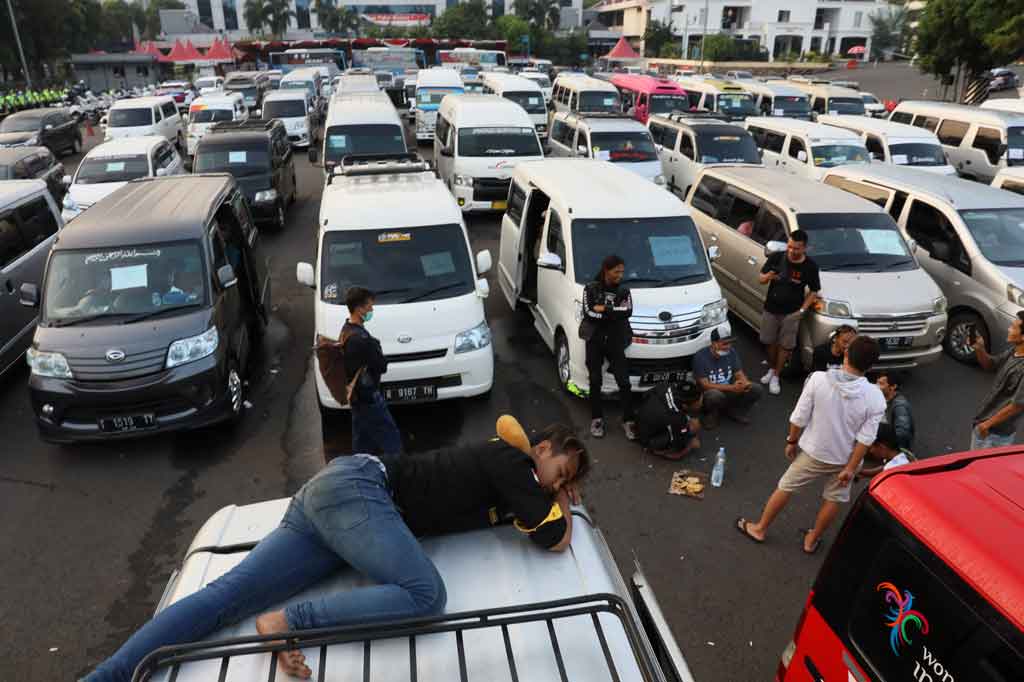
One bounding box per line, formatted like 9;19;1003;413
877;582;930;655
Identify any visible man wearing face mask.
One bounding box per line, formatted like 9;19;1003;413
342;286;402;455
692;328;764;429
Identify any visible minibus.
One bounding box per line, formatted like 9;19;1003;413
609;74;690;124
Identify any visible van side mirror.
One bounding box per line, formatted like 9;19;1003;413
19;282;39;308
308;147;318;163
217;264;237;289
156;167;168;177
254;109;262;118
577;144;588;156
930;241;951;262
796;150;808;162
764;240;787;257
537;252;563;271
296;262;315;288
440;146;453;157
45;124;54;131
476;249;492;275
906;238;918;253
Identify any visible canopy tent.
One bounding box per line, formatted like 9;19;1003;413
605;36;640;61
204;38;235;62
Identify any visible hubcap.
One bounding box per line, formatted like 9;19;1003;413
949;322;974;359
557;341;570;384
228;369;243;413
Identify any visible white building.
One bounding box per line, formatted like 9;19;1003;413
596;0;890;62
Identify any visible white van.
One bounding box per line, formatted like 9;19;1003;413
186;93;247;156
279;67;322;107
193;75;224;92
498;159;728;395
332;73;380;98
981;99;1024;115
104;96;184;149
550;74;621;119
817;114;956;175
548;112;665;184
648;113;761;198
296;154;493;421
414;68;464;142
481;72;550;141
992;167;1024;195
888;101;1024;183
784;83;867;119
745;117;870;181
434;94;544;212
260;89;314;147
674;78;756;121
316;93;407;172
736;81;811;119
519;68;553;102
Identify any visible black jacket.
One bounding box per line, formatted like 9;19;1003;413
342;320;387;403
581;279;633;350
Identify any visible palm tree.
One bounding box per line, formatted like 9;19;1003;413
337;6;361;36
243;0;265;35
263;0;295;38
541;0;561;30
313;0;339;33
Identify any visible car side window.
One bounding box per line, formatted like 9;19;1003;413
0;211;28;269
865;135;885;159
812;98;826;114
569;92;577;111
550;119;569;146
691;175;725;216
764;131;786;154
507;182;527;225
14;197;58;250
972;127;1003;165
905;199;965;268
937;119;969;146
153;106;162;122
209;223;228;273
162;101;177;119
890;111;913;124
721;188;761;234
788;136;806;160
752;205;788;245
680;133;695;160
545;211;566;265
889;190;909;221
648;122;664;146
662;127;680;151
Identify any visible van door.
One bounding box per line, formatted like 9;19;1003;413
714;185;767;324
758;128;786;168
783;135;807;177
497;180;529;308
534;208;568;348
676;131;699;197
548;118;572;157
963;126;1003;182
435;115;454;185
230;191;270;320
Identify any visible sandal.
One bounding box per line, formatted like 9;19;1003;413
800;528;822;554
735;517;764;544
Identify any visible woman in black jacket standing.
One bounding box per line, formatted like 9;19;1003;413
581;255;637;440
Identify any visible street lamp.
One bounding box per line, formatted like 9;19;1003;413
5;0;32;89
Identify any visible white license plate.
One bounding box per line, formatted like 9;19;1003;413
383;384;436;403
640;371;685;385
880;336;913;349
99;413;156;433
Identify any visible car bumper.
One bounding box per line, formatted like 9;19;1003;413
800;312;947;369
29;355;234;443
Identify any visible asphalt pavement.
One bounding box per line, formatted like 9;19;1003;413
0;108;1006;682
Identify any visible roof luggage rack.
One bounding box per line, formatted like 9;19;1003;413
569;112;634;121
326;153;430;185
659;111;731;124
209;119;278;133
131;593;664;682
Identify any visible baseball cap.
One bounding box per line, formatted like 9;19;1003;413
710;328;735;343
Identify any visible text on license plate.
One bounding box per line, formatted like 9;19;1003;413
880;336;913;349
384;385;436;402
100;413;156;432
640;371;685;385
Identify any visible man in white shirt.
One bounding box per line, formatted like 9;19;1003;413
737;336;886;553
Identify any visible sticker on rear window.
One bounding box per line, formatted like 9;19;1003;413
228;151;247;163
378;231;411;243
1010;148;1024;160
892;154;908;165
603;97;616;106
773;108;784;116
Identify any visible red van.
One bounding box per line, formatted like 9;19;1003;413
609;74;690;124
777;449;1024;682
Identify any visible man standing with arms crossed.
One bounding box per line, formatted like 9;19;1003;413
758;230;820;395
970;311;1024;448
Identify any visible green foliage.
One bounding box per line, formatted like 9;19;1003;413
243;0;265;35
262;0;296;38
701;34;735;62
658;43;681;59
431;0;494;39
868;5;907;59
496;14;530;50
643;19;675;58
513;0;561;32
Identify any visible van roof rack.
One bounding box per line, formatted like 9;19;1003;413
209;119;278;134
130;594;663;682
326;153;430;185
659;111;732;124
568;112;634;121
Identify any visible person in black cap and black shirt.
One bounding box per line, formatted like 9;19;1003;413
692;328;764;428
581;255;636;440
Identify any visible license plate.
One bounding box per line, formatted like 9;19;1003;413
492;200;507;210
383;384;437;403
640;371;685;385
99;413;156;433
880;336;914;349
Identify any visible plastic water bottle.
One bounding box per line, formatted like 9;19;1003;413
711;447;726;488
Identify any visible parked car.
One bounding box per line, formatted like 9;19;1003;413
61;136;184;222
0;180;64;376
989;68;1020;92
0;146;66;202
746;117;870;181
23;174;271;443
104;96;185;150
0;108;82;157
816;114;956;175
192;118;296;229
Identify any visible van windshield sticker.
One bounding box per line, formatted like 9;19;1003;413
773;108;784;116
595;150;611;162
84;249;161;264
649;235;696;267
471;127;532;136
327;135;348;149
1010;148;1024;160
421;251;456;277
105;162;126;172
328;242;364;267
892;154;908;165
862;230;907;255
528;96;541;105
603;97;616;106
324;283;339;300
378;231;411;243
228;151;247;164
110;264;148;291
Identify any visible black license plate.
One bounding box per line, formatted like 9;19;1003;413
640;371;685;385
99;413;156;433
383;384;437;403
880;336;914;350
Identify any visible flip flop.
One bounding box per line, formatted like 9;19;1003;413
800;528;822;554
735;517;764;544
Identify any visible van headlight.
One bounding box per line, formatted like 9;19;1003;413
166;327;218;368
815;298;853;318
654;174;666;185
454;321;491;354
933;295;948;313
26;349;73;378
254;189;278;203
700;298;728;326
1008;283;1024;307
454;174;474;186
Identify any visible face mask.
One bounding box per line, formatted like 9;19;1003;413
364;310;374;322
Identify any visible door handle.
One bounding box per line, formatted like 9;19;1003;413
747;256;758;265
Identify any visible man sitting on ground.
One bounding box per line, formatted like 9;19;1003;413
859;422;915;479
692;328;764;429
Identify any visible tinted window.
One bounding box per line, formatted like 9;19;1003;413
823;176;891;207
648;95;691;115
889;143;947;167
0;212;27;268
789;137;806;160
865;135;885;159
108;108;154;127
798;212;915;272
502;91;546;115
695;130;759;163
162;101;178;118
75;155;150;184
889;191;908;221
263;99;307;119
826;97;866;115
546;211;566;264
194;145;271;176
722;189;760;232
16;197;58;249
959;208;1024;266
0;116;42;133
691;175;725;215
936;119;969;146
764;131;786;153
323;124;406;164
772;96;810;116
578;91;620;112
715;92;756;117
191;109;234;124
589;131;658;162
972;127;1003;165
889;111;913;124
810;144;871;167
550;119;573;146
905;200;963;268
507;182;527;224
680;133;694;159
457;127;541;158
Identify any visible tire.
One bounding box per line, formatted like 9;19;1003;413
555;331;573;394
275;200;286;230
226;361;245;425
945;311;986;364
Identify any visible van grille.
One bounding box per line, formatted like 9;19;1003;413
385;349;448;363
856;315;928;334
66;348;167;381
472;178;511;202
630;308;705;345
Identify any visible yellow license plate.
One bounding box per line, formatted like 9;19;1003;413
492;200;507;210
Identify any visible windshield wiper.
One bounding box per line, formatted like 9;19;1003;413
402;283;467;303
50;312;121;328
372;287;413;297
884;259;915;269
822;261;879;271
621;277;662;284
120;303;203;324
656;273;708;287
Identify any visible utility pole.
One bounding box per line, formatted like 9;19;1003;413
5;0;32;89
698;0;709;72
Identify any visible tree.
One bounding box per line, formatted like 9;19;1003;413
313;0;339;33
702;34;735;62
263;0;295;38
513;0;559;31
431;0;491;39
496;14;530;52
337;6;361;36
243;0;265;35
868;5;907;59
643;19;675;58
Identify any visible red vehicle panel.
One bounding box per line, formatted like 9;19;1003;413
608;74;690;124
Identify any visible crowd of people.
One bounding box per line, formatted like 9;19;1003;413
0;86;68;116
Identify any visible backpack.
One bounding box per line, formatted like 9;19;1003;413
314;329;365;407
636;382;694;452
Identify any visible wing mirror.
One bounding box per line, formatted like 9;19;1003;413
764;240;787;257
156;167;168;177
577;144;588;156
62;174;72;187
796;150;808;163
476;249;492;275
537;252;563;271
296;262;315;288
217;264;237;289
19;282;39;308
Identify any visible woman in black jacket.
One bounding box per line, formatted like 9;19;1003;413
581;255;636;440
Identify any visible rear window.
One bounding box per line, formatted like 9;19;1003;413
109;108;153;127
193;145;271;176
262;99;307;119
323;124;406;164
191;109;234;124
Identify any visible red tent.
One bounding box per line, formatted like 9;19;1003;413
182;40;204;61
606;36;640;60
165;39;191;62
204;38;234;62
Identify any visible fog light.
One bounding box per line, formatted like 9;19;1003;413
457;198;465;206
42;404;54;416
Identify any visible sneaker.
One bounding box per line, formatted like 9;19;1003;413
623;420;638;441
760;368;775;385
590;418;605;438
769;375;781;395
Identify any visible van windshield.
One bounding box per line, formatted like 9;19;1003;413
108;108;153;127
811;144;871;167
772;96;810;115
571;216;710;287
695;130;760;163
797;212;916;272
502;91;546;115
319;224;474;304
190;109;234;124
195;78;219;90
579;91;620;112
648;95;690;115
457;127;541;157
194;145;270;176
227;86;258;103
262;99;307;119
43;242;208;325
75;155;149;184
716;93;756;116
826;97;866;115
589;132;658;162
324;124;407;164
959;208;1024;266
417;89;458;107
1008;127;1024;166
888;142;946;167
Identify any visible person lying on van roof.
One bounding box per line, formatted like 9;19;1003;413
81;419;589;682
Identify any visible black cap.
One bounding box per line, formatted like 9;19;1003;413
710;328;735;343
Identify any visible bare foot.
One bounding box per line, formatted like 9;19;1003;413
256;611;312;679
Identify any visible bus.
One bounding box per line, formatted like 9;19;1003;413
352;47;427;76
438;47;507;71
268;48;347;76
609;74;690;124
776;448;1024;682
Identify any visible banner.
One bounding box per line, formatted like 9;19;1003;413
360;13;430;27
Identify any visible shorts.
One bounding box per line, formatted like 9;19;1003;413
760;311;801;350
778;450;852;503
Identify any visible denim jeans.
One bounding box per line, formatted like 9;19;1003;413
970;426;1016;450
352;389;403;455
84;455;445;682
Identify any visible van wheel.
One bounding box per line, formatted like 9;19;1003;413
227;362;245;424
945;312;986;364
555;332;573;393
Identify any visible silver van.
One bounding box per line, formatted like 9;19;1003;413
686;166;947;370
888;101;1024;183
822;163;1024;362
129;496;696;682
0;180;63;376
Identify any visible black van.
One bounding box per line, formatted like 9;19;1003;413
224;72;269;112
192;119;297;230
0;108;82;157
21;174;271;443
0;146;66;202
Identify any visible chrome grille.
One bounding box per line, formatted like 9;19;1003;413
630;308;704;345
67;347;167;381
856;315;928;334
